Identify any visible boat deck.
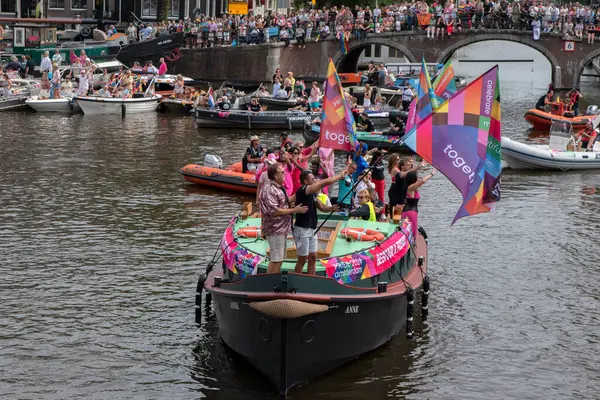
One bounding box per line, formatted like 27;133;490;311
233;215;396;273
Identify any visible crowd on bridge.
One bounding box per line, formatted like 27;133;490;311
163;1;600;48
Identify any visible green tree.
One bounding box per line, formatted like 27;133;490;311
157;0;171;22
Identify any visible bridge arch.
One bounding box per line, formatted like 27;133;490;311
576;49;600;89
333;37;417;73
435;34;559;86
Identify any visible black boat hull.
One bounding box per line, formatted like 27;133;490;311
194;108;313;130
111;32;184;67
211;290;408;394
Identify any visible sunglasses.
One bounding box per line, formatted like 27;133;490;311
357;196;367;199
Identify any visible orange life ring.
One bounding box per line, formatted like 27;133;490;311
237;226;262;238
340;228;385;242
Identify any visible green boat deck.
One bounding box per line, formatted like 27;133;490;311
233;213;396;272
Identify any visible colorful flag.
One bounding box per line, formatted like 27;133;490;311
319;58;357;151
338;31;349;55
432;59;458;101
405;58;440;131
207;87;215;108
402;66;502;224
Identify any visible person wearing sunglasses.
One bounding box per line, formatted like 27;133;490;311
349;189;377;222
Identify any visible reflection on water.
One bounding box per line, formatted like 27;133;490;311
1;88;600;399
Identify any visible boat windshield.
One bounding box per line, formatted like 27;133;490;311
549;120;574;151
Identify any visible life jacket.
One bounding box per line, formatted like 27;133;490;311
317;192;330;206
366;201;377;222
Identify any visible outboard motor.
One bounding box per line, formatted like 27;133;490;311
585;105;599;115
204;154;223;169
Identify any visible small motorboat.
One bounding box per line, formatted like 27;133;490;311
158;97;195;114
179;155;257;194
257;96;299;111
0;94;29;111
75;95;161;115
194;108;314;130
25;96;78;113
502;120;600;170
197;204;428;396
304;124;410;151
524;103;598;131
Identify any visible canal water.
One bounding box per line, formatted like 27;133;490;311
1;84;600;400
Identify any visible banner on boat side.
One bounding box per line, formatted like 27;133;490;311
221;224;263;278
321;219;413;284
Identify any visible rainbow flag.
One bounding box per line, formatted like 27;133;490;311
405;58;440;131
432;59;458;101
319;58;357;151
338;31;349;55
403;66;502;224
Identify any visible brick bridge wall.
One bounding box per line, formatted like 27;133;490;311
172;31;600;89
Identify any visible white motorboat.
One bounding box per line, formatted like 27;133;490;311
75;95;161;115
502;120;600;170
25;96;76;113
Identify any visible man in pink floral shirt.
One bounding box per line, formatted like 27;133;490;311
260;163;308;273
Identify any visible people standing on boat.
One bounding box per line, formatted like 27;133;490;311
280;133;294;155
363;84;372;108
52;49;62;68
242;135;265;173
535;89;554;111
567;89;583;116
50;63;61;99
24;56;35;79
127;23;138;42
309;81;321;112
337;162;357;211
402;84;414;111
39;72;50;100
158;57;168;76
0;72;12;97
388;156;424;220
173;74;185;99
79;50;88;66
40;51;52;74
293;169;346;275
290;144;316;194
146;61;159;75
402;169;435;238
248;97;263;113
576;122;597;151
69;50;78;65
77;66;92;97
352;143;371;180
260;163;308;274
272;68;283;85
369;149;386;212
61;77;73;96
349;189;377;221
122;70;134;94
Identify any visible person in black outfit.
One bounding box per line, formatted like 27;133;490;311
293;169;347;275
390;157;424;216
389;115;405;134
535;89;553;111
247;97;263;112
357;112;375;132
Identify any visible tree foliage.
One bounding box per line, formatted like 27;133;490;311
157;0;171;22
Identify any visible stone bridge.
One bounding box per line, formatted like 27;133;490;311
173;30;600;89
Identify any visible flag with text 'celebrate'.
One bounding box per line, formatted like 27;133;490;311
402;65;502;224
405;58;440;132
319;58;357;151
432;59;458;101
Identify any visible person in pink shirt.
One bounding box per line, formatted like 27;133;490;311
280;152;295;197
158;57;167;76
290;142;317;194
79;50;88;66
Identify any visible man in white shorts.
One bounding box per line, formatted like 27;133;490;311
293;169;347;275
260;163;308;273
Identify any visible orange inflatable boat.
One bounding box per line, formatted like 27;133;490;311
179;161;257;194
524;102;594;131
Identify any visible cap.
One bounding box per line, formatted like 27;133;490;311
250;135;259;141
